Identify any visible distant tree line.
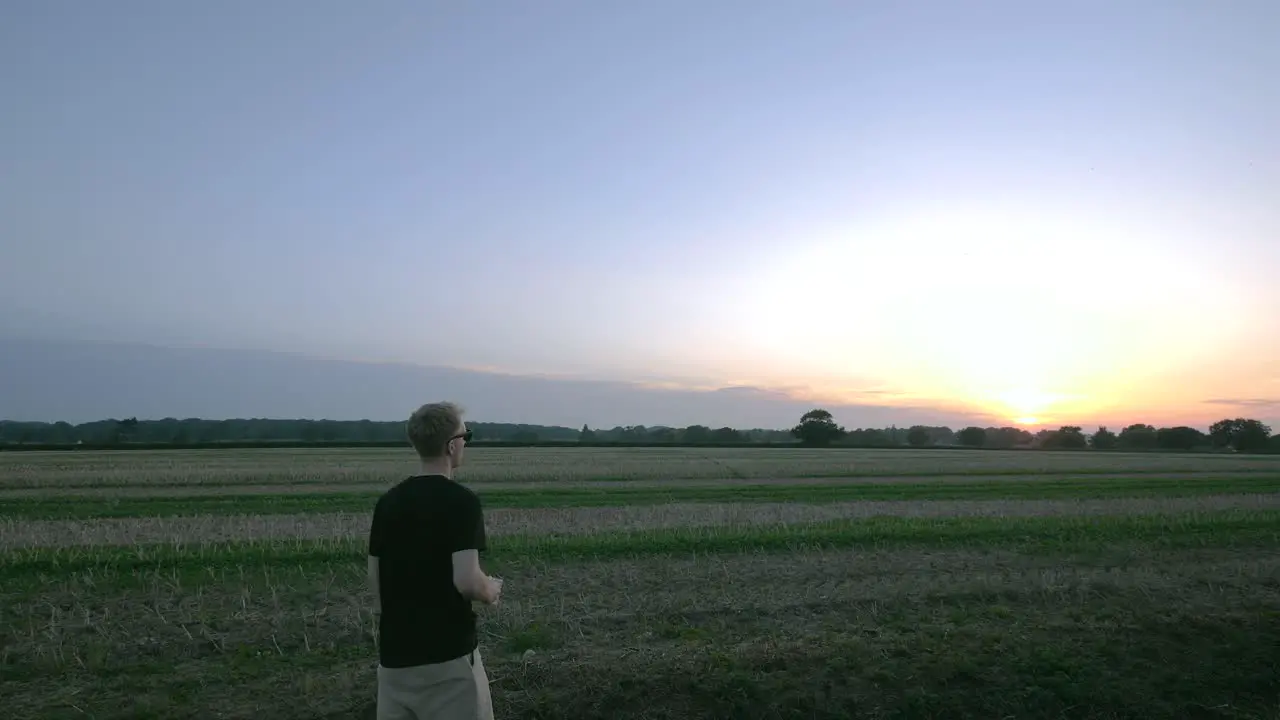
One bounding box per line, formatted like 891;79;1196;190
0;412;1277;453
790;409;1280;453
0;417;795;449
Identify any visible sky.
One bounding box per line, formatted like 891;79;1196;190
2;0;1277;431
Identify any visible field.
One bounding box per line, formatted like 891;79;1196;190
2;446;1279;719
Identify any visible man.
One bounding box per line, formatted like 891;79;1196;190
368;401;504;720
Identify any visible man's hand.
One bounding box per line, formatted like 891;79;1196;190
483;575;504;606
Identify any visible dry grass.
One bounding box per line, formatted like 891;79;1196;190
3;470;1274;500
5;494;1280;549
3;446;1279;718
3;543;1277;719
3;445;1277;489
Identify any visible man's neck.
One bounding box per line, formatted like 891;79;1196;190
418;459;453;479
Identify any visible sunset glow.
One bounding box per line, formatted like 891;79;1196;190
709;201;1273;429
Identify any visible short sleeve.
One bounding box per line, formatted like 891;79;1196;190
445;490;487;553
368;496;386;557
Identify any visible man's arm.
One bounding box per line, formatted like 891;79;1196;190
451;549;501;604
448;491;502;604
367;555;381;613
367;497;385;613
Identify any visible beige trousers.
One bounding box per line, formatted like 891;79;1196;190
376;646;492;720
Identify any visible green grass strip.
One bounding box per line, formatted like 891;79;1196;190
4;511;1278;582
4;475;1279;519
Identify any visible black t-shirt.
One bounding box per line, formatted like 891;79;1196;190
368;474;488;668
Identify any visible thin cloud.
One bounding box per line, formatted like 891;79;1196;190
0;337;998;430
1202;398;1280;408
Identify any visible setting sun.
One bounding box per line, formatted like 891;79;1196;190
997;389;1060;423
998;389;1059;412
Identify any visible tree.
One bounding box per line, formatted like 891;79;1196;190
643;427;674;443
317;421;342;442
1235;419;1268;451
906;426;931;447
985;426;1035;449
929;426;956;445
1090;426;1117;450
1117;424;1158;450
1235;420;1271;452
1060;426;1088;449
1209;419;1235;449
790;409;845;447
50;421;75;444
681;425;711;443
844;428;891;447
886;425;903;445
578;424;596;442
108;417;139;445
1156;426;1204;451
1042;426;1087;449
956;426;987;448
1209;418;1273;452
710;427;744;443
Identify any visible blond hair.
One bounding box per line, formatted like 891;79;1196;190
406;401;464;458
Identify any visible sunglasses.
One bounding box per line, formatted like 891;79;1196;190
451;429;473;444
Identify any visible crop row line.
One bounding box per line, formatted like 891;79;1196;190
6;467;1280;491
4;475;1279;520
4;511;1278;583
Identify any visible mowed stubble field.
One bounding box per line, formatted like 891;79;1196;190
2;446;1279;719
